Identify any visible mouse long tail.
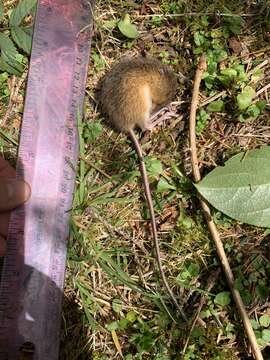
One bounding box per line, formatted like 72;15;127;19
129;129;187;322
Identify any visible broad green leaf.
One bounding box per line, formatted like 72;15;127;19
0;57;21;75
2;49;24;73
237;86;256;110
0;32;18;54
11;26;32;54
10;0;37;27
0;0;3;20
196;147;270;227
207;100;224;112
117;14;139;39
0;33;24;74
214;291;231;306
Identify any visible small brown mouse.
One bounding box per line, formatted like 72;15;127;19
100;56;186;321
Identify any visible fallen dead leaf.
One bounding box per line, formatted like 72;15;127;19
228;37;243;55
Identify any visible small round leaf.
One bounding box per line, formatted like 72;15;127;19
262;329;270;342
118;14;139;39
237;86;256;110
214;291;231;306
259;315;270;328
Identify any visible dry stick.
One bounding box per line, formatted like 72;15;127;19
255;83;270;98
199;90;227;108
189;54;263;360
137;12;256;18
247;59;269;77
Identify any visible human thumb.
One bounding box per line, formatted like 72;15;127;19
0;179;31;212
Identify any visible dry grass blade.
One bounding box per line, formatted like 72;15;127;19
189;54;264;360
111;329;123;358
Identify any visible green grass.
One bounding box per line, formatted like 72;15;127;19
1;0;270;359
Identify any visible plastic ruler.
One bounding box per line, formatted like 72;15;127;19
0;0;94;358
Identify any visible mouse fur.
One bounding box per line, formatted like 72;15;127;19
100;56;178;133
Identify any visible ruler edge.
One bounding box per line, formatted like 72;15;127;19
0;0;96;358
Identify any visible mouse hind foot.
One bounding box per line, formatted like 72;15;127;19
144;105;178;130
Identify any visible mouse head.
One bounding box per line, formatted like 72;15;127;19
150;65;178;107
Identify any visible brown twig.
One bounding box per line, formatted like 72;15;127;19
255;83;270;98
136;12;257;18
189;55;207;182
189;54;263;360
247;59;269;77
199;90;227;108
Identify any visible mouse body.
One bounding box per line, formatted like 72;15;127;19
99;56;186;321
100;56;178;133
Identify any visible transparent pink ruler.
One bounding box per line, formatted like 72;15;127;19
0;0;94;358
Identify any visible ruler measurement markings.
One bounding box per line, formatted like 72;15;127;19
0;0;94;359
